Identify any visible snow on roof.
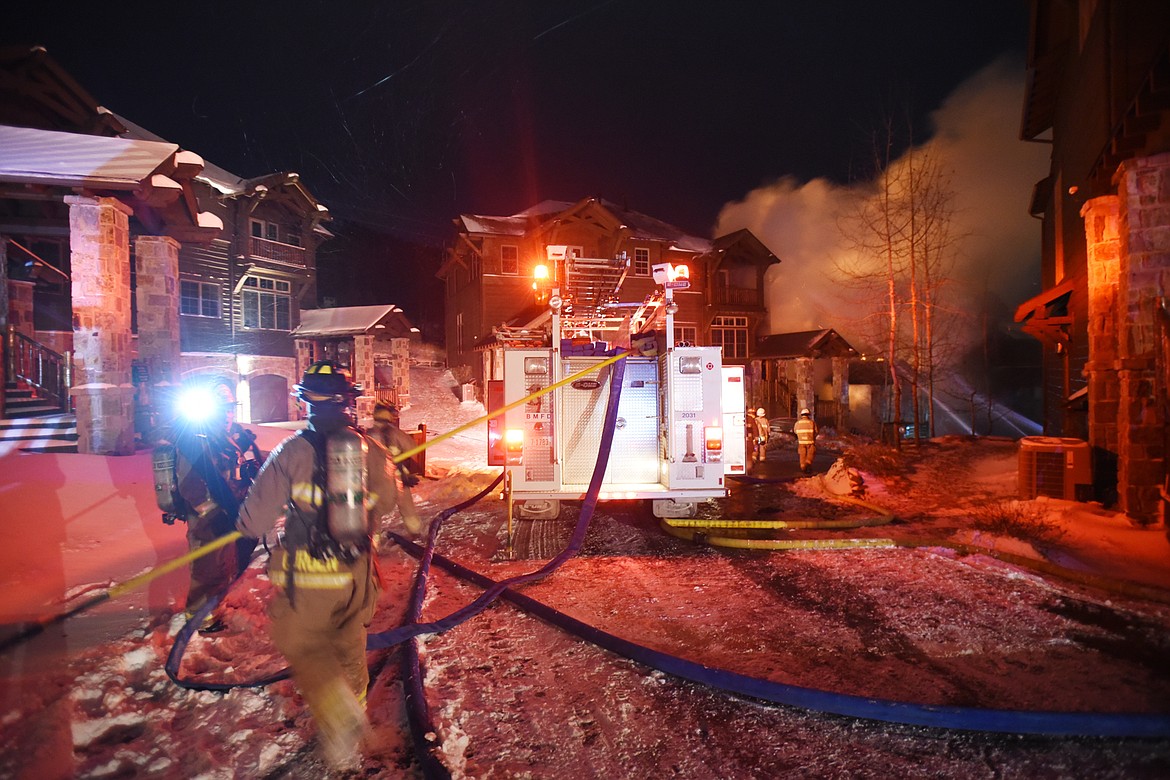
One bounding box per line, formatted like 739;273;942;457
756;328;857;359
458;198;711;252
0;124;178;189
292;304;407;337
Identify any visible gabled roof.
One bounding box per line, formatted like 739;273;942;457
457;197;711;253
292;304;414;338
711;228;780;267
0;46;125;136
755;328;857;360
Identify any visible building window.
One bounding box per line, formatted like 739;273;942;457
285;231;302;247
712;315;748;359
470;255;482;282
180;280;219;318
501;245;519;275
241;276;291;331
674;324;697;346
634;247;650;276
250;219;279;242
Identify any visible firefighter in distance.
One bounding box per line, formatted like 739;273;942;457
794;408;820;475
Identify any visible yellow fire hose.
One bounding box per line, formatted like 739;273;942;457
0;352;634;654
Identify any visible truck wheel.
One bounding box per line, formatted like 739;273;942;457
651;499;698;519
517;499;561;520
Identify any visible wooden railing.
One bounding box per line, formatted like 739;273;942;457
248;236;306;266
711;285;760;307
5;325;72;413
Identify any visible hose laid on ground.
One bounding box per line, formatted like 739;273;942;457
393;356;627;777
389;535;1170;739
165;355;633;689
0;529;245;655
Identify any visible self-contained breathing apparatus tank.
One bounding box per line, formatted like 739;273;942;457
325;426;370;546
295;360;371;547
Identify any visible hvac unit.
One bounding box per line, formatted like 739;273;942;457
1018;436;1092;501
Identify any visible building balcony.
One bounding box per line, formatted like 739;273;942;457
249;236;306;267
711;285;761;308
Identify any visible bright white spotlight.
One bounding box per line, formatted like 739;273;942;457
177;387;221;424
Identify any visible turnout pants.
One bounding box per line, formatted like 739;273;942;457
798;443;817;472
267;547;381;765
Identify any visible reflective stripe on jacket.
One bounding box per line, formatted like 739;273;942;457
794;417;818;445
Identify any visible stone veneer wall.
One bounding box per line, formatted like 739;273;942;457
134;236;181;387
6;280;34;338
66;195;135;455
353;334;376;422
1081;196;1122;460
1115;152;1170;525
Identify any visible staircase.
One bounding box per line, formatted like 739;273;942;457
1;382;78;453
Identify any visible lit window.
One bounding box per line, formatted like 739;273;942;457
241;276;291;331
634;248;650;276
180;280;219;318
501;245;519;275
711;315;748;359
674;324;697;345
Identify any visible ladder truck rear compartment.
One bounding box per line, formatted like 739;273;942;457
486;250;745;520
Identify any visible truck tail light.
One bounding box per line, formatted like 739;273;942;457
505;428;524;465
705;426;723;462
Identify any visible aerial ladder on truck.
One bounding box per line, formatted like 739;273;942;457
487;246;747;521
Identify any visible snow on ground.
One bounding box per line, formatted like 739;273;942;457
1;366;1169;778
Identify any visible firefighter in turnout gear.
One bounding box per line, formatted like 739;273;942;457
236;361;399;770
370;403;424;536
155;379;259;634
794;408;819;474
752;407;770;463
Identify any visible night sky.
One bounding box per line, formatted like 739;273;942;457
4;2;1030;242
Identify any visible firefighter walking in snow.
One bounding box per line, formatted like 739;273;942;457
369;403;424;534
794;408;819;474
235;361;405;769
153;379;259;633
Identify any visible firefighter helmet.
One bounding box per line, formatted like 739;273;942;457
373;403;399;424
294;361;358;406
800;408;811;417
756;408;766;416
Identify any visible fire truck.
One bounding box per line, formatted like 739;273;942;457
487;247;746;520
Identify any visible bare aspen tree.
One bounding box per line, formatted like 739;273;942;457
837;120;960;444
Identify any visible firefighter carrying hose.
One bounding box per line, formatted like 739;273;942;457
235;361;405;770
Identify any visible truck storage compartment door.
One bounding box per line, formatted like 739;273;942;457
561;357;658;486
661;346;725;490
503;349;559;490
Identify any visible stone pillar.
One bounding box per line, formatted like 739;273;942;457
1115;153;1170;525
831;356;849;432
1081;196;1122;460
134;236;181;438
134;236;181;384
353;334;376;421
293;339;316;420
66;195;135;455
794;357;815;416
